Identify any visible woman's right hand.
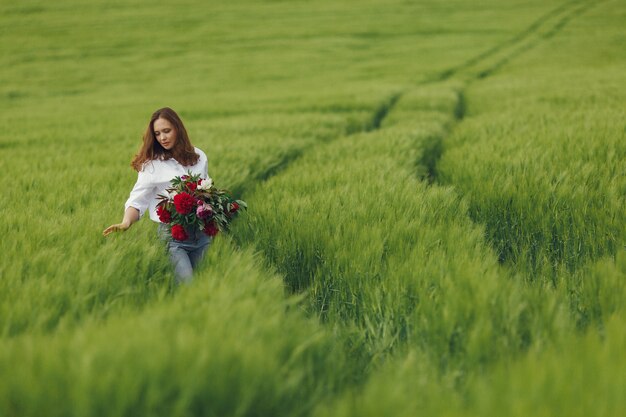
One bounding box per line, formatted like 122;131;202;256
103;222;131;237
103;208;140;237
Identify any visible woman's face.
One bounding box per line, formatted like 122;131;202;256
153;117;177;150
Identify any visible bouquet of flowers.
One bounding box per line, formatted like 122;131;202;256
156;171;247;241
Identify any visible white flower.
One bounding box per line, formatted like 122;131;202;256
198;177;213;190
167;190;178;200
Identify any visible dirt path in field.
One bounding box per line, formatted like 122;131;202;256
225;1;611;406
436;0;598;83
414;0;603;182
234;91;403;198
228;0;604;297
239;0;600;196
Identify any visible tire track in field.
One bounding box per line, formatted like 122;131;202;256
433;0;576;82
235;1;588;195
414;0;602;184
392;0;598;185
224;0;593;371
236;91;404;197
405;0;605;274
219;0;601;387
472;0;598;80
234;0;598;274
234;0;589;297
448;0;596;81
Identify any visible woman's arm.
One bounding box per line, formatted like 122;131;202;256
103;167;154;237
103;207;140;236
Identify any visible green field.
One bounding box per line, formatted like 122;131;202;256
1;0;624;415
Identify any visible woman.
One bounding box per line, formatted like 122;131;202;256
103;107;211;284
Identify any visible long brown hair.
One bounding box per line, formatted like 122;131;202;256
131;107;199;171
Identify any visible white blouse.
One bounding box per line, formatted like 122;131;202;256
124;147;209;223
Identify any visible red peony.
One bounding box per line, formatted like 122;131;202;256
173;192;196;215
203;221;219;237
156;205;172;223
156;172;247;243
171;224;188;241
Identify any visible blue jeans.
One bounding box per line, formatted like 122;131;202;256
158;224;211;284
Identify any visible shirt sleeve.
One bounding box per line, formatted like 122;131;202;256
203;152;209;178
124;168;155;219
197;147;209;178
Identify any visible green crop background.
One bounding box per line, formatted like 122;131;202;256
0;0;624;416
